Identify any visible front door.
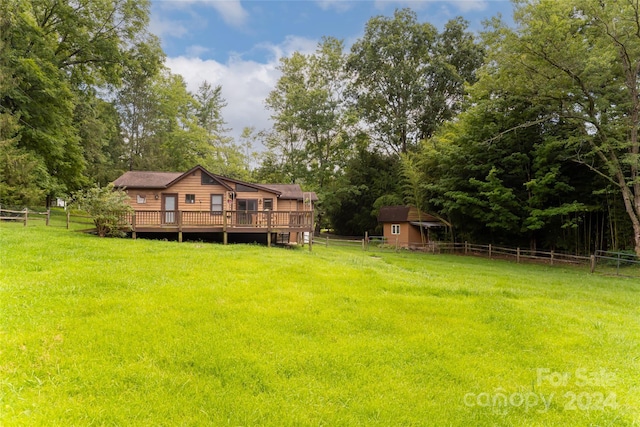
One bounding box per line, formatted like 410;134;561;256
237;199;257;224
162;194;178;224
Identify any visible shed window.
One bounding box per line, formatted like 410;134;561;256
391;224;400;235
136;194;146;204
185;194;196;204
263;198;273;211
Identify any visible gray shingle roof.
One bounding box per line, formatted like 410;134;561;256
262;184;318;201
112;171;182;188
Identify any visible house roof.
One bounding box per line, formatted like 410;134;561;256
112;171;183;189
111;165;317;202
262;184;318;201
378;205;449;226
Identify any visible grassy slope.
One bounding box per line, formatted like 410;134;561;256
0;224;638;426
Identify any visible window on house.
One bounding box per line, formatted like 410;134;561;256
202;173;216;185
136;194;146;204
236;183;258;192
185;194;196;204
391;224;400;235
211;194;223;212
263;198;273;211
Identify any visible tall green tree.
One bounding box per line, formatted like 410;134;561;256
323;147;401;236
482;0;640;255
115;39;165;171
264;37;352;187
346;9;483;155
195;81;248;179
1;0;154;202
421;92;601;251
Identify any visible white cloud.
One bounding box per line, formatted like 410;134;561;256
315;0;354;13
254;35;319;61
167;55;278;139
165;35;318;149
149;17;189;39
152;0;249;30
185;45;211;57
207;0;249;27
373;0;489;13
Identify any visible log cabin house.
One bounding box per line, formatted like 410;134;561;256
378;205;449;249
113;165;317;247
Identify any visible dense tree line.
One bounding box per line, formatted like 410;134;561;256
2;0;639;255
261;3;639;255
0;0;248;208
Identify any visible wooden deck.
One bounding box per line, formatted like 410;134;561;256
120;210;314;247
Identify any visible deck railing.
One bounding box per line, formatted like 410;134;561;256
122;210;313;230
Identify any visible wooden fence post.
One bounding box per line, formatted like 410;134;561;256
66;209;70;229
516;247;520;263
488;244;492;258
23;208;28;227
465;241;468;254
590;254;596;273
550;250;554;266
46;209;50;226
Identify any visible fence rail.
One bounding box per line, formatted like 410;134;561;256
0;208;50;226
312;235;639;275
593;250;640;277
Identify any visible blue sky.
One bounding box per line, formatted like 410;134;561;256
150;0;514;142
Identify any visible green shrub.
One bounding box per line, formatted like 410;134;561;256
71;184;132;237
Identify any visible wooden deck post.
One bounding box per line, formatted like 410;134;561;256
267;212;271;247
223;210;228;245
177;210;183;243
309;210;314;252
132;212;137;239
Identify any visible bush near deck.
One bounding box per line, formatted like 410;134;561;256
0;224;638;426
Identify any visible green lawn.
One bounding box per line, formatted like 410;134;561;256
1;224;638;426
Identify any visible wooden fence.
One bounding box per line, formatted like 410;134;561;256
313;235;620;273
0;208;50;226
0;207;94;230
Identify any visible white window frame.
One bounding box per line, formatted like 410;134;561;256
391;224;401;235
211;194;223;212
136;194;146;204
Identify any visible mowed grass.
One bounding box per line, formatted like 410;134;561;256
1;224;639;426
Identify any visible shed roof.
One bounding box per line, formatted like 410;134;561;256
378;205;448;226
